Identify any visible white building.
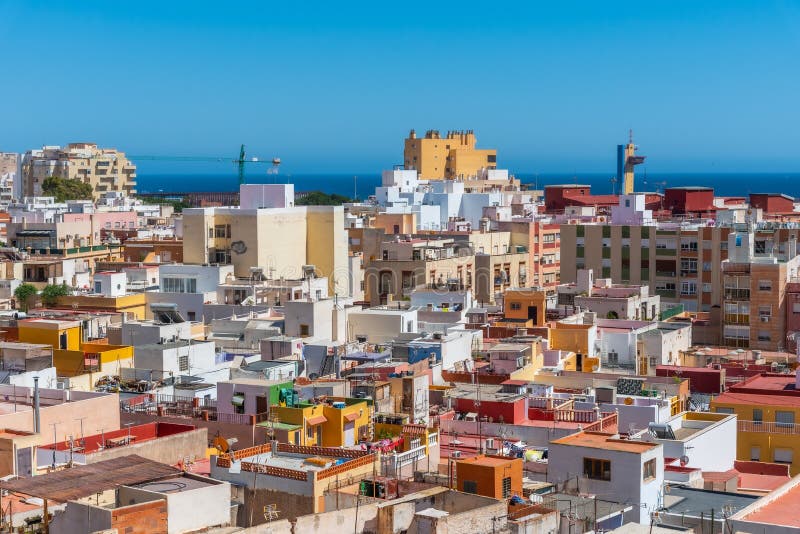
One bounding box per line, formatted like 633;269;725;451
93;271;127;297
133;340;226;389
611;194;654;225
347;307;419;344
548;431;664;524
239;183;294;209
634;411;737;485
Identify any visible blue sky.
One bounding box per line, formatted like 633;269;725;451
1;1;799;174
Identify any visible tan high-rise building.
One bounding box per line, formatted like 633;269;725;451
0;153;19;205
21;143;137;199
404;129;497;180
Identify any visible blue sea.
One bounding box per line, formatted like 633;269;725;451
135;171;800;199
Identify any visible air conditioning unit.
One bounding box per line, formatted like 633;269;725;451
760;316;770;323
451;450;462;459
485;438;495;449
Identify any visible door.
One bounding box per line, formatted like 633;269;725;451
527;306;538;323
256;396;268;415
344;421;355;446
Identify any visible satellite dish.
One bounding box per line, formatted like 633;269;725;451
624;397;634;405
679;455;689;466
591;365;599;372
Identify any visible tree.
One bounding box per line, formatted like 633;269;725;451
41;175;94;202
295;191;352;206
13;284;37;312
41;283;70;307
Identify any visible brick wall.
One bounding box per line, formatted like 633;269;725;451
111;499;167;534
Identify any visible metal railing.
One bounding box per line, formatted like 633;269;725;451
738;420;800;435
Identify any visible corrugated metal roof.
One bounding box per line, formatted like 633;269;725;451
0;455;180;502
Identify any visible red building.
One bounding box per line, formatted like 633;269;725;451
750;193;795;215
663;186;715;215
544;184;592;212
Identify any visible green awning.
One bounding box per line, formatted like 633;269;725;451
231;393;245;406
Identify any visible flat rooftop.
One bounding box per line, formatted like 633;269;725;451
132;474;219;494
551;432;659;453
663;486;757;518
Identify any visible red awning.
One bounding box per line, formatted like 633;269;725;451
306;415;327;426
344;413;359;422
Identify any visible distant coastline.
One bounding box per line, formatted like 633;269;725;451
136;172;800;199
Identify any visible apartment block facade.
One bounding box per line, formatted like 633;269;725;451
403;129;496;180
560;223;731;313
182;204;349;296
21;143;137;199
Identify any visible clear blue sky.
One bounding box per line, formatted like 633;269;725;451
2;1;799;174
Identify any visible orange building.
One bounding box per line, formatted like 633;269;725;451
501;288;547;327
456;454;523;500
373;212;416;235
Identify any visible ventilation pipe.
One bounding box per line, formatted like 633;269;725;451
33;376;40;434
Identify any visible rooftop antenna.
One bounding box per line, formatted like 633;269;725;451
610;176;618;196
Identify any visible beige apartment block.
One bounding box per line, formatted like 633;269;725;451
0;153;19;205
22;143;136;199
182;205;349;296
560;223;732;313
364;232;528;306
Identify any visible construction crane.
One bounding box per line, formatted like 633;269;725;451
130;144;281;186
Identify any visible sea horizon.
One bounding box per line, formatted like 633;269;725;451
135;171;800;199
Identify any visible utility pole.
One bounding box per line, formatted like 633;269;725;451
49;422;59;469
75;416;87;447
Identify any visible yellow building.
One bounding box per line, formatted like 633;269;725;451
18;318;82;351
22;143;137;199
271;398;372;447
711;374;800;475
182;203;348;296
404;129;497;180
55;293;147;320
18;319;134;380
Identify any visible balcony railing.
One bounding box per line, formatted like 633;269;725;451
725;289;751;300
739;420;800;435
724;314;750;325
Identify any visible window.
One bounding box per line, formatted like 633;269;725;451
510;302;521;311
643;459;656;480
463;480;477;494
498;477;511;498
178;355;189;372
751;446;761;461
299;324;310;336
715;407;734;414
680;241;698;251
680;258;697;274
702;283;712;293
753;409;763;423
793;303;800;314
774;448;793;464
307;424;315;439
759;280;772;291
187;311;196;321
681;282;697;296
776;411;795;428
583;458;611;481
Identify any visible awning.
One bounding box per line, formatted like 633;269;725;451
231;393;245;407
344;413;359;423
306;415;327;426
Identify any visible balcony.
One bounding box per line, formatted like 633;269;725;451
656;248;677;256
655;290;676;298
725;289;750;300
724;313;750;325
739;420;800;435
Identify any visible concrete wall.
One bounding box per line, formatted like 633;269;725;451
164;475;231;534
38;427;208;467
